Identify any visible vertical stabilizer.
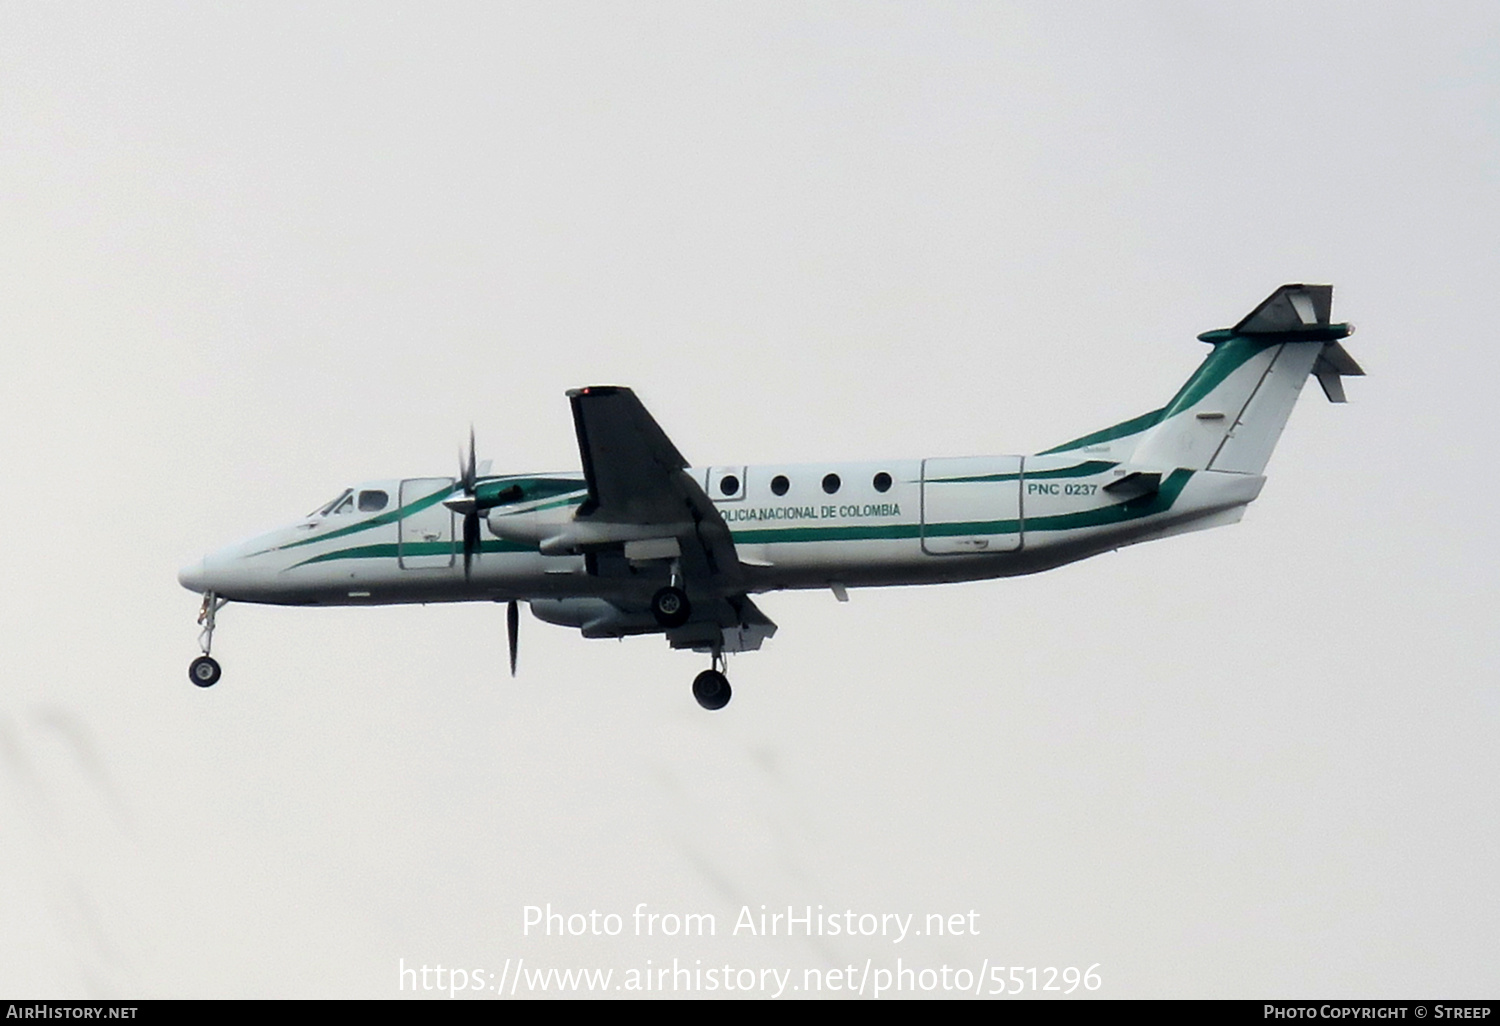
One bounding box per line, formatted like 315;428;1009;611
1072;284;1360;475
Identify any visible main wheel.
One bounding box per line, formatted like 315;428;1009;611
650;586;691;628
692;669;731;711
189;655;222;688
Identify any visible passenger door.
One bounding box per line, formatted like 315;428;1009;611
921;457;1023;555
398;478;455;569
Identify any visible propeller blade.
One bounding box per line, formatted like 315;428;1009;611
466;426;477;492
458;426;481;578
463;510;480;578
507;599;519;677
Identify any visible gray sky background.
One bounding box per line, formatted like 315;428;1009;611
2;1;1497;998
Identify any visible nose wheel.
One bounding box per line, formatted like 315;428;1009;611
692;650;731;711
188;593;228;688
190;655;222;687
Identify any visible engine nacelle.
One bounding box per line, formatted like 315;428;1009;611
486;505;569;547
489;505;691;557
529;598;661;638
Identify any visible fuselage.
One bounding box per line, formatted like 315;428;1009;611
175;285;1358;702
177;452;1265;608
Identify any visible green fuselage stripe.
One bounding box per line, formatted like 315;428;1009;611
727;470;1192;544
928;460;1117;484
1023;468;1192;532
291;538;532;568
271;479;588;556
282;471;1194;562
276;484;454;552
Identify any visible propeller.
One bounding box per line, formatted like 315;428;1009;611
456;427;481;578
445;434;521;677
507;599;519;677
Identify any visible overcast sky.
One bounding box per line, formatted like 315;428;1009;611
3;1;1498;999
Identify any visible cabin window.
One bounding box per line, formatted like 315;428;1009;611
873;472;892;493
771;475;790;496
822;473;841;495
719;474;740;496
358;489;389;512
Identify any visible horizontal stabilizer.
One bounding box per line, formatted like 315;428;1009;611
1198;284;1353;345
1237;283;1332;333
1313;340;1366;404
1103;471;1162;500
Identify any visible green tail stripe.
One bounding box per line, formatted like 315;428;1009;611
1038;334;1277;455
1038;408;1164;455
1156;336;1267;420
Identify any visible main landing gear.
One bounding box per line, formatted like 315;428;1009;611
189;592;227;688
647;573;728;710
650;585;691;628
692;650;731;711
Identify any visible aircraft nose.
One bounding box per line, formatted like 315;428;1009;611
178;558;208;594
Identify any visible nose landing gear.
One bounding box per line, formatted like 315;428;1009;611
189;592;228;688
692;649;731;711
190;655;221;687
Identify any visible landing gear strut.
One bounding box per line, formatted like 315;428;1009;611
189;592;227;688
692;649;731;711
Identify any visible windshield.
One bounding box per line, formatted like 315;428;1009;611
308;489;353;517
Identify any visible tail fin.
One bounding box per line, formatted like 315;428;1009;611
1042;284;1362;474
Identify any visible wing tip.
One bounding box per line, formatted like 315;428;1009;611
567;385;630;399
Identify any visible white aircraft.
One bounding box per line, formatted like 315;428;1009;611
179;284;1361;710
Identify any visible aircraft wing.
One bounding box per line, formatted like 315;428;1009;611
567;387;765;650
568;385;697;524
669;593;777;654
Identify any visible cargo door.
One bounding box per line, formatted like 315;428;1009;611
921;457;1022;555
398;477;455;569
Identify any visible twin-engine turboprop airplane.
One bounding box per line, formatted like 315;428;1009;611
179;284;1362;710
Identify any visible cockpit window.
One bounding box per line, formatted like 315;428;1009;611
357;489;389;512
331;494;355;515
310;489;353;517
